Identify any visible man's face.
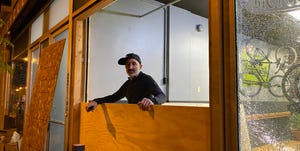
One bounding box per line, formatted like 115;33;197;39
125;58;142;78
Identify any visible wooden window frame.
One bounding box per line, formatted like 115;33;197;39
209;0;237;151
69;0;238;151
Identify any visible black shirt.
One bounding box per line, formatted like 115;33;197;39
93;72;166;104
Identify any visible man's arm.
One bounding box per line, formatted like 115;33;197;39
93;81;128;104
142;74;167;105
137;93;166;111
150;93;166;104
146;76;167;104
86;81;127;111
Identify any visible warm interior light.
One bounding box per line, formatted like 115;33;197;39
288;10;300;20
32;58;37;63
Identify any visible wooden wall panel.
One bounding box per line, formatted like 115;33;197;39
20;39;66;151
80;103;210;151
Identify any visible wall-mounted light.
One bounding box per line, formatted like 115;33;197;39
196;24;204;32
288;10;300;20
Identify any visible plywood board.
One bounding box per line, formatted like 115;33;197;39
80;103;210;151
20;39;66;151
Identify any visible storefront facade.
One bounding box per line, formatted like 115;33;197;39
5;0;222;150
5;0;300;151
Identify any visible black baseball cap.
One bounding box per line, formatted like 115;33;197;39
118;53;142;65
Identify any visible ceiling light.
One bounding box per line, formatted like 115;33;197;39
288;10;300;20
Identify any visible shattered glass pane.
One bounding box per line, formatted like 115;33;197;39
236;0;300;150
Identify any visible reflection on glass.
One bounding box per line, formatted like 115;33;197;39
29;48;40;101
6;53;27;132
236;1;300;150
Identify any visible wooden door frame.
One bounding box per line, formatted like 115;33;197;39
209;0;238;151
69;1;116;150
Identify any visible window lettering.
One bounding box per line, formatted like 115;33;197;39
246;0;300;13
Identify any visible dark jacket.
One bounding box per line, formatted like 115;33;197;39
93;72;166;104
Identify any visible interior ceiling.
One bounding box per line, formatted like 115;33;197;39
155;0;208;18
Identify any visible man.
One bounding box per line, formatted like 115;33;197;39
86;53;166;111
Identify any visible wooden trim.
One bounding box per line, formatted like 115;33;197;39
210;0;239;150
49;25;69;43
72;0;116;19
48;17;69;35
11;48;27;61
69;18;86;149
72;0;98;18
67;0;73;149
209;0;225;150
43;8;50;34
0;6;13;13
246;112;291;121
0;48;11;129
69;1;116;149
224;0;238;151
65;27;71;151
29;32;50;49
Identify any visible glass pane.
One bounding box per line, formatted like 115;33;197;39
49;0;69;29
88;0;165;101
48;29;68;151
48;123;64;151
29;48;40;101
6;52;27;133
236;1;300;150
51;29;68;122
13;29;29;58
30;13;44;43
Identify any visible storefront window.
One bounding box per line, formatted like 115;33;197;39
87;0;209;104
5;52;27;133
236;1;300;150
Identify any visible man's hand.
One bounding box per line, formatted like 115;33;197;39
86;101;97;112
137;98;154;111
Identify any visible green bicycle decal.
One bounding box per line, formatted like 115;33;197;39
238;38;297;98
